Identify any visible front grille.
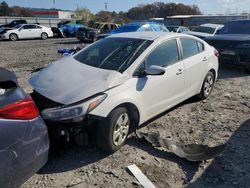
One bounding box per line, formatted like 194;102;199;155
31;91;62;112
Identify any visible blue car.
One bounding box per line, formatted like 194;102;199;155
58;20;86;38
0;68;49;188
97;22;169;40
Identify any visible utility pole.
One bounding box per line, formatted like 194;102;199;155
53;0;55;9
105;2;108;12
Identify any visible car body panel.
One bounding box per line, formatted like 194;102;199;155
0;117;49;188
0;68;49;188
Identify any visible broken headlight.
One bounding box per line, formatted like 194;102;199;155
42;94;107;121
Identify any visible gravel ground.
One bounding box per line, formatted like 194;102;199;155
0;38;249;188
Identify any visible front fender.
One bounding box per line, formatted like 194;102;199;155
89;94;145;125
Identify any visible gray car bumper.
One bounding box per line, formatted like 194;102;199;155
0;116;49;188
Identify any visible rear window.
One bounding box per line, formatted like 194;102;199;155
193;26;215;34
180;38;201;59
74;37;152;72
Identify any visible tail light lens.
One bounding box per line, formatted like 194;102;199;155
0;95;39;120
214;49;220;57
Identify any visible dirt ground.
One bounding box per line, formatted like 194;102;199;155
0;38;249;188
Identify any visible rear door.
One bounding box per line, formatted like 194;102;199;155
179;38;207;96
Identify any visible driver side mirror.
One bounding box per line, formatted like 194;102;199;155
146;65;165;76
137;65;165;77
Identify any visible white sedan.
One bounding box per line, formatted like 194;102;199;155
30;32;219;152
0;24;53;41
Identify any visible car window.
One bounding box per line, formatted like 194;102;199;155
111;24;117;30
197;41;204;52
146;39;179;68
180;38;200;59
23;25;37;29
36;25;42;29
193;26;215;34
74;38;152;73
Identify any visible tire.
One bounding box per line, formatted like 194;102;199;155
97;107;130;153
197;71;215;100
41;32;48;40
9;33;18;41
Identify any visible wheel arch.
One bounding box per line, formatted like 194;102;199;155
9;32;18;40
114;102;140;129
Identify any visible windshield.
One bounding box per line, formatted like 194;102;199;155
220;21;250;34
193;26;215;34
74;37;152;72
13;24;22;29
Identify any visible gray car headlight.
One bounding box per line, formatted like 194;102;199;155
42;94;107;121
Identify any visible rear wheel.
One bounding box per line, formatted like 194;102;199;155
9;33;18;41
41;32;48;40
97;107;130;153
197;71;215;100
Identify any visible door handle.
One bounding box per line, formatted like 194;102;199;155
176;69;183;75
203;57;207;61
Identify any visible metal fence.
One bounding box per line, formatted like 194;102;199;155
0;16;67;27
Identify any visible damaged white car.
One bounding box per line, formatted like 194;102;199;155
30;32;219;152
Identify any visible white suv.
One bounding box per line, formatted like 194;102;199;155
30;32;219;152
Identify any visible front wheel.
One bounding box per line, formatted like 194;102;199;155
97;107;130;153
9;33;18;41
197;71;215;100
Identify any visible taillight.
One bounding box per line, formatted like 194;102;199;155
0;95;39;120
214;49;220;57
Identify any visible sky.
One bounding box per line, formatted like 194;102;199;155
4;0;250;15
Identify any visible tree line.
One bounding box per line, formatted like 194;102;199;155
0;1;33;17
77;2;201;24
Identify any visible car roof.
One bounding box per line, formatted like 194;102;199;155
125;22;162;26
200;23;224;28
108;31;186;41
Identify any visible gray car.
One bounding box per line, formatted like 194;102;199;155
0;68;49;188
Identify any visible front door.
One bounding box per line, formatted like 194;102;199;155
134;39;185;119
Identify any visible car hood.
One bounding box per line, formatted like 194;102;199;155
0;27;14;33
29;57;128;105
187;31;213;38
205;34;250;41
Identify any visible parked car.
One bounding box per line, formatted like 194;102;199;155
76;22;120;42
56;20;85;38
187;24;224;39
0;24;53;41
97;22;169;40
166;25;190;33
0;68;49;188
0;19;27;29
205;20;250;72
29;32;218;153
